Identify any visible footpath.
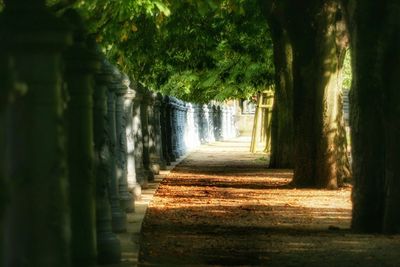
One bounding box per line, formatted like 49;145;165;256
102;158;187;267
111;136;400;267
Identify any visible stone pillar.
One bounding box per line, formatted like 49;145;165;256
169;97;180;159
184;103;192;150
63;10;98;266
104;62;127;233
200;104;210;144
154;93;167;170
175;100;181;157
122;76;141;201
0;1;72;266
221;105;228;140
208;104;216;143
193;104;201;146
131;83;148;189
228;106;237;138
164;96;176;162
115;73;134;213
217;105;223;140
176;99;183;157
228;106;234;138
148;93;166;173
92;52;121;264
161;96;172;165
0;39;16;267
146;92;158;174
226;106;231;138
212;105;220;141
177;100;188;156
139;86;155;181
185;103;200;150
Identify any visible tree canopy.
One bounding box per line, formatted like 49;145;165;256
39;0;274;103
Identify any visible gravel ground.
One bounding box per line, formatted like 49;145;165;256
139;137;400;267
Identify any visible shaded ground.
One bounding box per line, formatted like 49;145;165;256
139;137;400;267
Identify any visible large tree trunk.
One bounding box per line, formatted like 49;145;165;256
268;14;294;169
282;0;351;188
347;0;400;233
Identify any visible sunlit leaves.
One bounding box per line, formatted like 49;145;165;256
157;0;275;103
342;49;352;90
13;0;275;103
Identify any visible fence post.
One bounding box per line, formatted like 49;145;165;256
178;100;187;156
115;73;134;212
131;83;148;188
208;103;216;142
154;93;167;170
147;92;162;174
120;76;141;201
170;97;180;160
160;96;171;165
104;62;127;233
93;52;121;264
0;1;72;265
139;86;155;180
63;10;99;265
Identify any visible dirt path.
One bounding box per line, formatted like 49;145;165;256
139;137;400;267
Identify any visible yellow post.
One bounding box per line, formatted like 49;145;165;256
250;92;263;153
250;89;274;153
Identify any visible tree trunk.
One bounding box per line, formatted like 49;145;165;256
283;0;351;188
268;15;294;169
347;0;400;233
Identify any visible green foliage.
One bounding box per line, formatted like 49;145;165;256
156;1;275;103
1;0;275;103
342;49;352;90
72;0;275;102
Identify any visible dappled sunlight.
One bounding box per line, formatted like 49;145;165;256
145;169;352;231
139;136;400;266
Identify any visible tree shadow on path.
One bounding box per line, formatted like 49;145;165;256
139;139;400;267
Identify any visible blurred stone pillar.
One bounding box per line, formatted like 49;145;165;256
217;105;223;140
115;73;134;212
221;105;228;140
174;101;181;156
208;104;215;143
229;106;234;138
161;96;172;165
139;86;154;181
122;76;141;201
165;96;176;162
92;51;121;264
228;106;237;138
131;84;148;188
170;97;180;159
193;104;201;146
0;1;72;266
226;106;231;138
212;105;221;141
0;37;16;267
185;103;200;150
105;62;127;233
200;104;210;144
184;103;193;150
63;10;98;266
197;104;204;144
178;100;188;156
154;93;167;170
175;100;183;157
148;93;166;172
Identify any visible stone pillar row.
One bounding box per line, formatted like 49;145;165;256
0;2;238;267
